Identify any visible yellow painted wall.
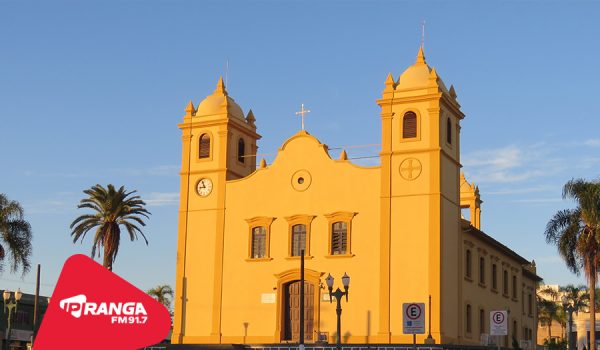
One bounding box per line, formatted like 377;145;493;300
459;224;539;347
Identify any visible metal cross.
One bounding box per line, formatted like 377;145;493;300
421;20;426;49
295;104;311;131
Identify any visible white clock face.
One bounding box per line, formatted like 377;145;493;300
196;178;213;197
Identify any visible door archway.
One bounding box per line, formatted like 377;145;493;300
274;268;323;343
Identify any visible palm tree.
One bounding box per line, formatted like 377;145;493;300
556;306;567;341
561;284;589;314
538;296;560;340
70;184;151;271
0;194;32;275
561;285;589;346
538;284;560;339
147;284;174;310
545;179;600;350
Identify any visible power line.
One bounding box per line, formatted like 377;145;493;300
329;143;381;150
348;155;380;160
0;277;55;288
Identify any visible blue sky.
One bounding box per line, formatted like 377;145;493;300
1;1;599;296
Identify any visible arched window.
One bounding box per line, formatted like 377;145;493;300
479;308;485;335
291;224;307;256
492;264;498;290
479;257;485;284
465;249;472;278
331;222;347;255
251;226;266;258
466;304;472;333
237;138;245;163
503;270;509;295
446;117;452;144
403;111;417;138
199;133;211;159
246;216;274;260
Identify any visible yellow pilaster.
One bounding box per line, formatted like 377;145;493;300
210;129;229;340
173;109;194;343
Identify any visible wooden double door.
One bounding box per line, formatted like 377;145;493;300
283;280;314;342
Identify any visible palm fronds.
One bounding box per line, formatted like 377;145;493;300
544;178;600;350
70;184;151;270
0;193;33;275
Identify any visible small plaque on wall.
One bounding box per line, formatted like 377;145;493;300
261;293;276;304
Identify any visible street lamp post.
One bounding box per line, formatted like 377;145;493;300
562;296;575;350
326;273;350;350
3;289;23;350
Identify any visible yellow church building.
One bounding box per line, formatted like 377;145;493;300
171;48;541;347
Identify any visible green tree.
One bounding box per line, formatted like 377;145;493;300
0;193;32;275
545;179;600;350
561;285;589;344
147;284;174;311
556;306;567;340
70;184;151;271
538;298;559;340
561;284;589;314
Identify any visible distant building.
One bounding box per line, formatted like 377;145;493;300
572;312;600;350
172;48;542;346
537;285;600;350
0;290;50;350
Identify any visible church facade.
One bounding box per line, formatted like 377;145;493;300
171;48;541;346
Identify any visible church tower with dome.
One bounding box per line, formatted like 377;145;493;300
171;49;540;348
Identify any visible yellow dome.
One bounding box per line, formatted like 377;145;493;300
195;77;245;119
397;47;448;93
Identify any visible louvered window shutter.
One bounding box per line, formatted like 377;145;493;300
331;222;347;255
403;112;417;138
199;134;211;158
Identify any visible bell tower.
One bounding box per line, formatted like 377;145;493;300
172;78;261;344
377;47;465;343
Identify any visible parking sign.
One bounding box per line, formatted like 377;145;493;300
403;303;425;334
490;310;508;336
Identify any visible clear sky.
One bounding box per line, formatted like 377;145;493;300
1;0;599;297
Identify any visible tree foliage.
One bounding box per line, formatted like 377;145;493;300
545;178;600;350
70;184;150;271
0;193;32;275
147;284;174;311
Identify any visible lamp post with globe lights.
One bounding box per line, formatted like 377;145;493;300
326;273;350;350
3;289;22;350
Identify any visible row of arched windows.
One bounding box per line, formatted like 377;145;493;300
401;111;453;145
198;133;246;163
465;304;532;343
465;247;535;319
249;221;350;259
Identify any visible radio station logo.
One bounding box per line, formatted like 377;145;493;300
35;255;171;349
59;294;148;324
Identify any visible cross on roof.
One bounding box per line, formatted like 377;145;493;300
295;104;311;131
421;20;426;49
